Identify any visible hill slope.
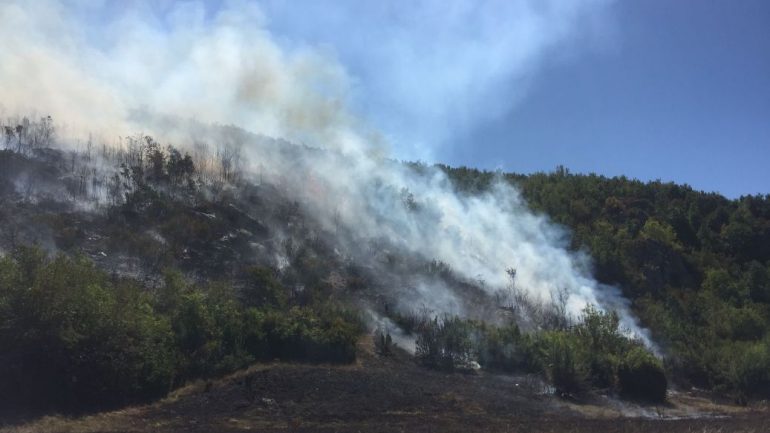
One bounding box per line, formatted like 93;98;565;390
1;127;770;429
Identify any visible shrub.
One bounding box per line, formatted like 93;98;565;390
573;306;631;389
617;347;667;402
539;332;590;396
242;306;361;364
0;249;177;410
476;323;537;373
242;265;287;308
316;314;360;363
415;316;476;371
408;308;666;401
0;247;363;413
729;340;770;400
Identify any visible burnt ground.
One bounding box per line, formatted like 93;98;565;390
2;338;769;433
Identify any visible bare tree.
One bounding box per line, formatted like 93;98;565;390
3;126;14;150
15;123;24;153
216;140;243;184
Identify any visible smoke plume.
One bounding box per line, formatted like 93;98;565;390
0;0;652;345
259;0;618;158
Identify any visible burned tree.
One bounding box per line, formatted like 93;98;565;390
3;126;14;150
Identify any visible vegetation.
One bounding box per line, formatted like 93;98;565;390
415;316;477;371
0;247;362;413
412;307;666;402
441;164;770;400
1;118;768;414
617;347;668;402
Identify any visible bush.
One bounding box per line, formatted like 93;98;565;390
573;306;632;389
729;340;770;400
617;347;667;402
0;247;363;413
243;306;361;364
406;307;665;401
0;248;176;411
415;316;476;371
475;323;537;373
242;265;287;308
539;332;590;396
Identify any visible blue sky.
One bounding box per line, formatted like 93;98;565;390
257;0;770;198
75;1;770;197
447;0;770;198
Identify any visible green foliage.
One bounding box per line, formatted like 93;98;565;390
243;265;287;308
244;306;361;363
411;307;664;401
617;347;667;402
415;316;476;371
0;247;362;413
476;323;536;373
572;306;629;388
170;284;250;377
539;331;590;396
440;164;770;400
640;218;682;250
0;247;176;410
728;339;770;400
532;307;663;400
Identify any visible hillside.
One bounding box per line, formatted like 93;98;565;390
441;165;770;398
0;121;769;430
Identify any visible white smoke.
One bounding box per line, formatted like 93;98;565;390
0;0;652;345
260;0;618;158
0;0;357;149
